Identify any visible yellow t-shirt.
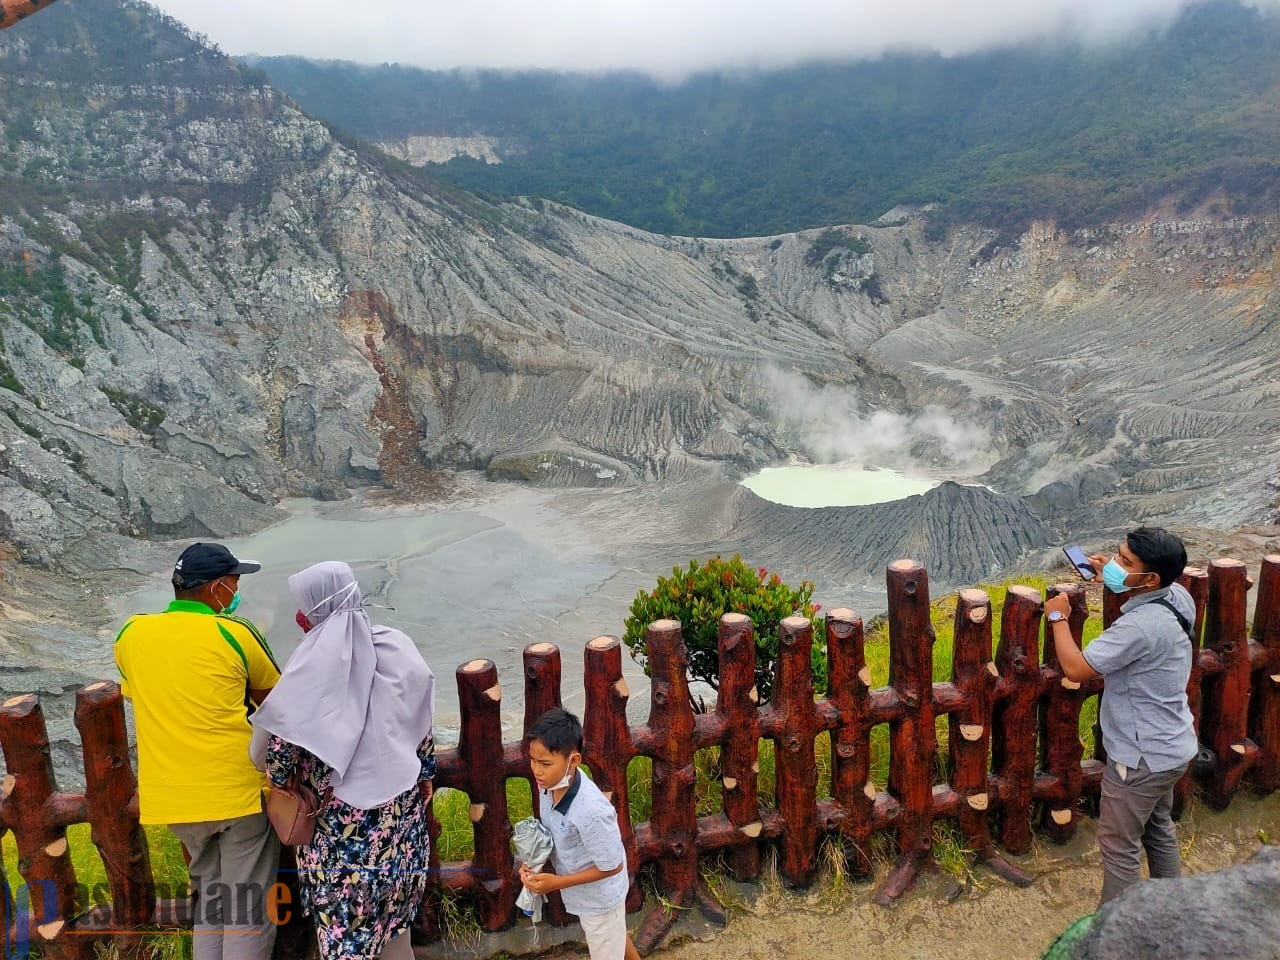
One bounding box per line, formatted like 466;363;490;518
115;600;281;825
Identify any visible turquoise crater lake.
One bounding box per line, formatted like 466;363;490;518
739;462;939;508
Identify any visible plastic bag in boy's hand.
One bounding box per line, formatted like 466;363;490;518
512;817;555;922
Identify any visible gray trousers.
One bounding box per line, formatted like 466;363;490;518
1097;758;1187;905
170;811;282;960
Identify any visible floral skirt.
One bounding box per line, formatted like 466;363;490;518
296;786;430;960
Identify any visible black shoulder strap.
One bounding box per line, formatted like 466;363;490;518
1151;597;1194;643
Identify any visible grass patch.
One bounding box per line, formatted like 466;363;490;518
430;778;537;862
436;892;482;950
932;819;983;887
3;823;188;901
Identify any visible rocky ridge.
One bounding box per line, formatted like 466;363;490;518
376;134;511;167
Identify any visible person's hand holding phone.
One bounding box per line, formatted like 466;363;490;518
1063;545;1098;581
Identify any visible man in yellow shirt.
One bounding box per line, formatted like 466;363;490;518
115;543;282;960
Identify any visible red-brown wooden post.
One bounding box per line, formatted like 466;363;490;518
873;561;937;904
1174;567;1209;817
414;741;488;942
768;615;820;888
0;1;60;32
714;613;762;881
634;621;698;954
1199;559;1256;809
0;694;84;957
74;682;154;927
455;660;516;931
824;608;875;880
1039;583;1089;842
1102;587;1124;627
949;590;1031;885
582;636;642;912
1248;556;1280;792
991;586;1042;855
522;643;564;816
520;643;568;926
1092;586;1127;767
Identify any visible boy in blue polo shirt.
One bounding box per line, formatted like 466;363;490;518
519;708;639;960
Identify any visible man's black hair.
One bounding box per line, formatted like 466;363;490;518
528;707;584;755
1126;526;1187;588
172;571;201;599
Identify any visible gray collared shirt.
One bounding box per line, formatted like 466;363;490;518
1082;583;1198;773
539;770;629;917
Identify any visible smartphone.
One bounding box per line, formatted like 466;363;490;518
1063;545;1096;581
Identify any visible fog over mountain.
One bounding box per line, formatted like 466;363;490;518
255;0;1280;238
154;0;1279;77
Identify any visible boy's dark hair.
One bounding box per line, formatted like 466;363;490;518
528;707;584;755
1126;526;1187;588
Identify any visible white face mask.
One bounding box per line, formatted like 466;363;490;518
546;760;579;792
305;580;361;619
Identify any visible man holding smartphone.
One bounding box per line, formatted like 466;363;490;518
1043;526;1197;905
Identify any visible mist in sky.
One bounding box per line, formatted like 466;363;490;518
149;0;1280;78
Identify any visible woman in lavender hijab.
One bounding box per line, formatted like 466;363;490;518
249;561;435;960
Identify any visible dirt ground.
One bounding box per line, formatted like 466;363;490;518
528;794;1280;960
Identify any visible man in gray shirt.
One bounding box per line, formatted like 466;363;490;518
1044;526;1198;905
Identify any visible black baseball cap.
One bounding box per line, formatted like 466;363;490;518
172;542;261;589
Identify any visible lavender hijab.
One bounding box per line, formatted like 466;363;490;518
249;561;434;810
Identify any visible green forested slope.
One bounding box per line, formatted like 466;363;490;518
255;0;1280;238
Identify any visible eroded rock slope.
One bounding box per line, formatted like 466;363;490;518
0;0;1276;584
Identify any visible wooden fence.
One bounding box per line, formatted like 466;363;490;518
2;557;1278;958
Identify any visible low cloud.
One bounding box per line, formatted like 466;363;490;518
763;367;992;474
151;0;1280;79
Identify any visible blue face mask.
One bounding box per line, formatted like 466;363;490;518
1103;558;1154;594
1101;559;1131;593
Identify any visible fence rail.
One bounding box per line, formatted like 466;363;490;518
2;557;1278;958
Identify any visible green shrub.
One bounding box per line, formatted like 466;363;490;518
622;555;824;704
4;409;42;438
804;229;846;266
805;229;872;268
102;386;165;433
